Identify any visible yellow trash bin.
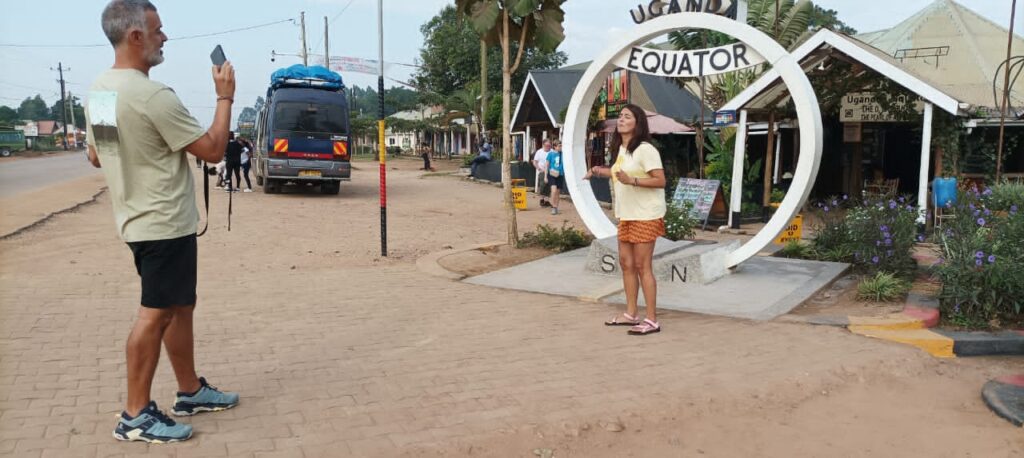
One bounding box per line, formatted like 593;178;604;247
511;179;527;210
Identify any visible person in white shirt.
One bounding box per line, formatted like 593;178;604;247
532;139;552;207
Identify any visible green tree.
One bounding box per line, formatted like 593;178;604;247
0;105;19;127
238;107;257;124
808;5;857;35
415;5;567;101
457;0;566;246
49;96;85;129
18;95;50;121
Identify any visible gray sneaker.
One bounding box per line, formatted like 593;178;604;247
551;208;560;215
113;401;192;443
171;377;239;416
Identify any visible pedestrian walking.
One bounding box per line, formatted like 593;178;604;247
238;136;253;192
546;140;565;215
223;132;242;192
532;139;552;207
583;104;666;335
85;0;240;443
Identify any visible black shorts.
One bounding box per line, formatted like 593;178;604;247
547;174;565;189
126;234;197;308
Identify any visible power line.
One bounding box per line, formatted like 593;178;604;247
0;80;51;92
0;18;295;48
313;0;359;54
167;18;295;41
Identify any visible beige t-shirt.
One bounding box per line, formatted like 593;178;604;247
610;142;666;221
86;69;205;242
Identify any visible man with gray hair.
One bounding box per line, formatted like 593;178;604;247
86;0;238;443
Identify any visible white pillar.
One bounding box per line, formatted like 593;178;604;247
917;102;934;224
773;125;782;184
729;109;749;229
465;124;471;156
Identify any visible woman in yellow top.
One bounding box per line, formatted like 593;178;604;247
584;104;666;335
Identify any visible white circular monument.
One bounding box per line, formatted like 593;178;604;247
563;13;823;268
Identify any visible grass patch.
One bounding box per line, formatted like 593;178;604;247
778;240;812;259
518;223;593;253
856;272;911;302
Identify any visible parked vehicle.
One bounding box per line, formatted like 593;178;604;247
0;130;25;157
252;65;351;195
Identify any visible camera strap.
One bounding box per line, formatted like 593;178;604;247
197;162;210;237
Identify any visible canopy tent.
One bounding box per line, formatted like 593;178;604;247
602;109;694;134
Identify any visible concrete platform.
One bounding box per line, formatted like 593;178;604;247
464;247;850;321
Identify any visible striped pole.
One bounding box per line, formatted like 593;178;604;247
377;0;387;257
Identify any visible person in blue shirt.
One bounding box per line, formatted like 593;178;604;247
546;140;565;215
470;139;492;178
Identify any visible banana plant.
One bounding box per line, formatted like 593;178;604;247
455;0;567;246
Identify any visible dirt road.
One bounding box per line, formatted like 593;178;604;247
0;156;1020;457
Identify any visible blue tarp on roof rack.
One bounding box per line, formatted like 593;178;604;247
270;65;344;90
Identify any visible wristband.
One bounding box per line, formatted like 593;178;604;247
217;96;234;103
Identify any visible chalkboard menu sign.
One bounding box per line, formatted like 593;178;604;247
672;178;722;228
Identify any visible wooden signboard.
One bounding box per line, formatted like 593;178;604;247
672;178;722;230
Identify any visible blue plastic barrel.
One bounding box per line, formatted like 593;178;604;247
933;177;957;207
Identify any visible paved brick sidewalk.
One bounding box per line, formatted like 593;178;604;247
1;161;1021;457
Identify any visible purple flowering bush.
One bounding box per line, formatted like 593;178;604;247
933;184;1024;327
845;195;919;277
808;195;854;262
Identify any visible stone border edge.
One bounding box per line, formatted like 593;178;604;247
415;241;507;281
0;187;108;241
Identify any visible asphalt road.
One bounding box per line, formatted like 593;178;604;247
0;150;100;197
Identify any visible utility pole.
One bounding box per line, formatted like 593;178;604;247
52;62;70;150
377;0;387;257
68;91;76;144
300;11;308;66
324;16;330;69
996;0;1017;182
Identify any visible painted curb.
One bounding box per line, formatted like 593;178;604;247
982;375;1024;427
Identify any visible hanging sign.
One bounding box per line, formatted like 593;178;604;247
613;42;765;78
713;110;737;126
840;92;924;123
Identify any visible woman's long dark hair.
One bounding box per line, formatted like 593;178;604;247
608;104;652;163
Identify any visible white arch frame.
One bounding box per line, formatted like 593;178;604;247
563;13;823;268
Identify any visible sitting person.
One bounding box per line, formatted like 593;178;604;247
470;139;493;177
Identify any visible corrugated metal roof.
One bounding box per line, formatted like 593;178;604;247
855;0;1024;110
513;66;710;129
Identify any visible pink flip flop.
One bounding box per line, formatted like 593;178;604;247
605;313;641;326
628;319;661;335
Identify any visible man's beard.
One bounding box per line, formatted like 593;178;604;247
146;49;165;66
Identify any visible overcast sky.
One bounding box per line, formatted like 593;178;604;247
0;0;1020;126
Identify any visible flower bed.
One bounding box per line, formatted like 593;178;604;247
932;184;1024;328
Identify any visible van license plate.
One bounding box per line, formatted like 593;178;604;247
299;170;322;177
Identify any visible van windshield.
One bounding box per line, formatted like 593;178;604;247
273;102;347;134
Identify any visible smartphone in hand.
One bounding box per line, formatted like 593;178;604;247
210;45;226;68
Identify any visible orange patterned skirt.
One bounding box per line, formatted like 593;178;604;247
617;219;666;244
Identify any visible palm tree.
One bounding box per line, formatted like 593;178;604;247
669;0;813;108
445;83;483;144
456;0;566;246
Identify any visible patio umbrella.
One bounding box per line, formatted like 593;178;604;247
603;109;694;134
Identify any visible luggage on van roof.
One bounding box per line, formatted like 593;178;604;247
270;65;345;91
